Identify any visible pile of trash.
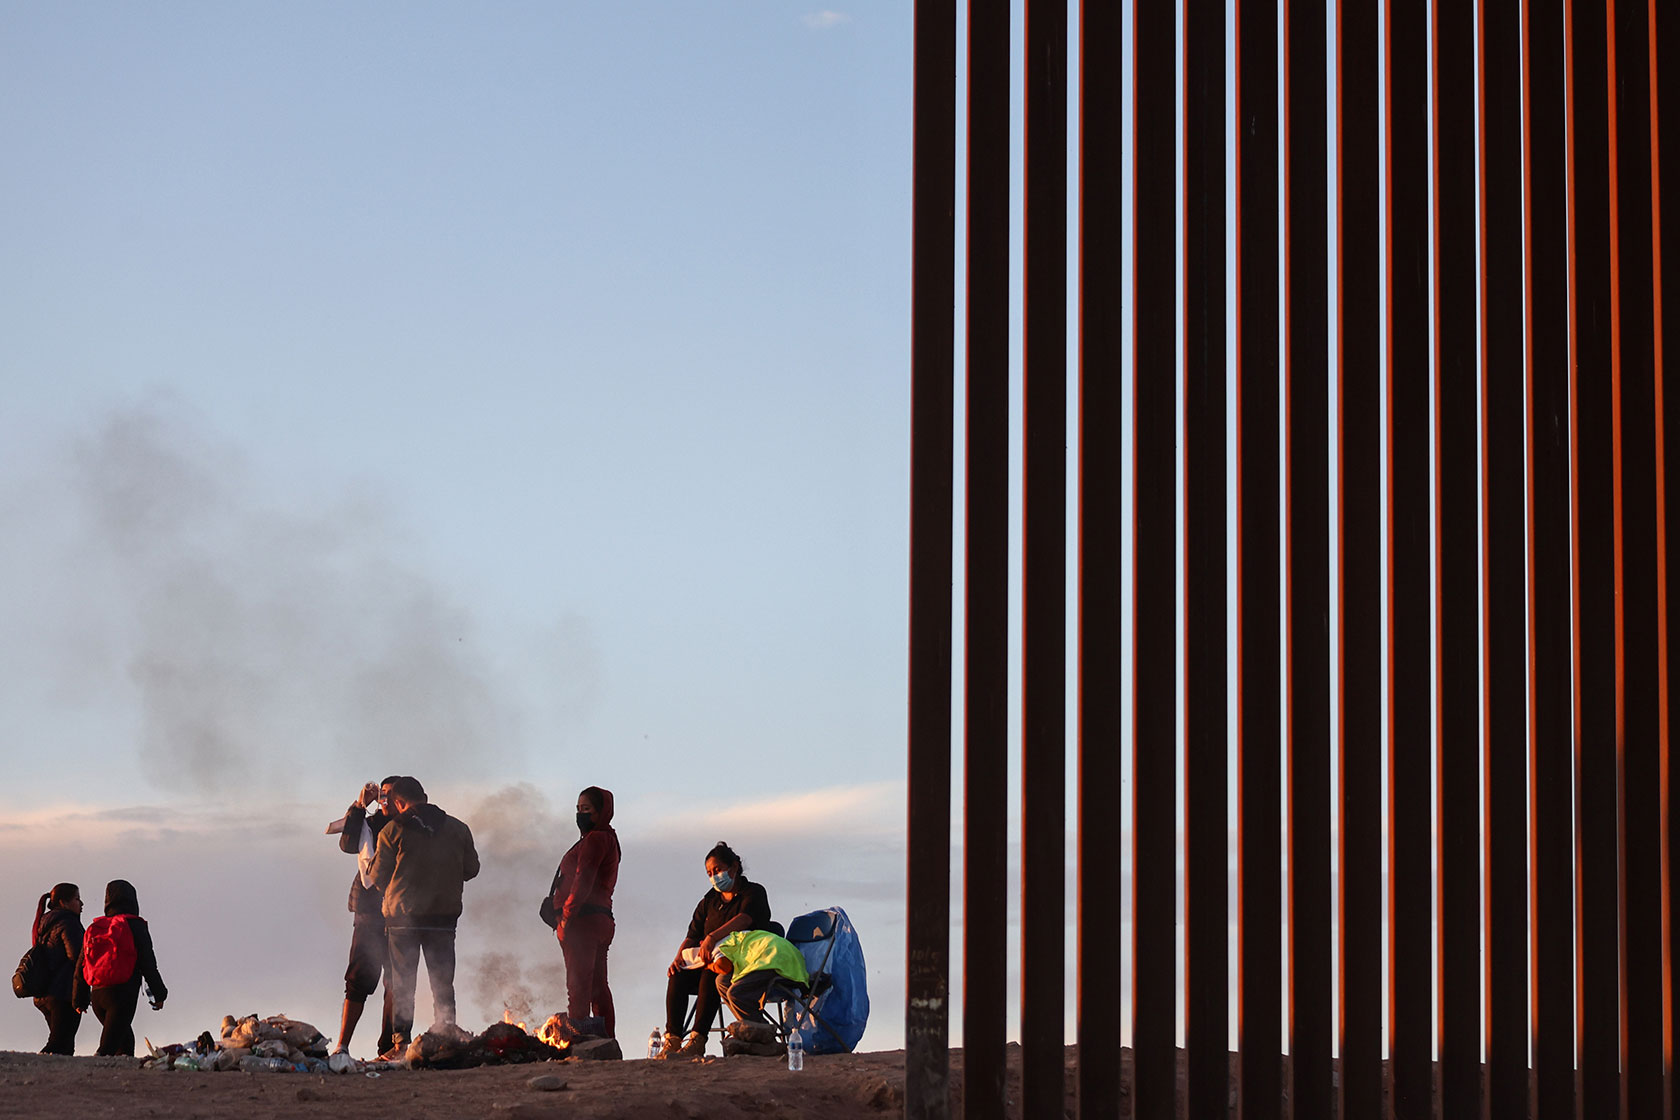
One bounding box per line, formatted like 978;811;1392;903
137;1012;618;1074
141;1014;362;1074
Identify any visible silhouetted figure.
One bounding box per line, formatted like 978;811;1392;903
30;883;84;1055
72;879;167;1057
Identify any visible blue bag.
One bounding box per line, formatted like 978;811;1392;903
782;906;869;1054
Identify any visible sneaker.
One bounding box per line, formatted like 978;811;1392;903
674;1030;708;1059
653;1032;683;1060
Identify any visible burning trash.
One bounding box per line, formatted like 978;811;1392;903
135;1010;619;1073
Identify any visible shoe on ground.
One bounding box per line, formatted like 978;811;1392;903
653;1032;683;1060
377;1044;406;1063
723;1037;788;1058
674;1030;708;1058
726;1020;779;1045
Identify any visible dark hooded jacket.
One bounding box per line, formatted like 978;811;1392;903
32;906;83;1002
554;787;619;924
371;802;480;928
71;880;166;1010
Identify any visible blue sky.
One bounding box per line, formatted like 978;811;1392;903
0;2;935;1054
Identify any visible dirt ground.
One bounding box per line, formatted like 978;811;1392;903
0;1043;1084;1120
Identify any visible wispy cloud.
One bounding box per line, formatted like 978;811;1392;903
804;10;851;30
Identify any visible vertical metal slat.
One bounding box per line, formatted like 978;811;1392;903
1334;0;1384;1113
1523;0;1578;1113
906;1;957;1117
962;0;1010;1116
1020;0;1068;1116
1237;0;1283;1114
1386;0;1436;1113
1182;0;1231;1113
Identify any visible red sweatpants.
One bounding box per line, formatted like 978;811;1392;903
559;912;615;1038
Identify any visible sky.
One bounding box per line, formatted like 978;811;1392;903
0;1;950;1055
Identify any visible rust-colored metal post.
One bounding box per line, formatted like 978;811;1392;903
1075;0;1128;1114
1568;0;1623;1112
906;1;956;1117
1385;0;1434;1114
1077;0;1124;1114
1284;0;1331;1114
1181;1;1229;1115
962;2;1010;1118
1236;0;1282;1115
1657;0;1678;1088
1610;0;1665;1112
1334;0;1383;1114
1131;0;1175;1114
1020;1;1067;1116
1433;2;1484;1113
1479;0;1531;1116
1523;0;1578;1114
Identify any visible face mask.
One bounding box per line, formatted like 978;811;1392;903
576;812;593;832
710;869;735;892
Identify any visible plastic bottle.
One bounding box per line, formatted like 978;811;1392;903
786;1027;803;1072
648;1027;662;1059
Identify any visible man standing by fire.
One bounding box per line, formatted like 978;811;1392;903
328;776;400;1057
371;775;480;1058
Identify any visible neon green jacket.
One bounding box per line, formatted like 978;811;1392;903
714;929;810;985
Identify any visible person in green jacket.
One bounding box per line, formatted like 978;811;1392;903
708;928;809;1025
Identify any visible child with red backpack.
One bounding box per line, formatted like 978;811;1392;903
71;880;168;1057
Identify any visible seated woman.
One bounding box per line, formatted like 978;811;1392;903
709;928;811;1054
657;841;772;1059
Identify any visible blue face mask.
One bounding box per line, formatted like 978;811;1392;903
709;869;736;892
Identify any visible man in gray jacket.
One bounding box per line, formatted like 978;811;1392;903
370;775;480;1056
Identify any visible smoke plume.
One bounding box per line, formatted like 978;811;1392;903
56;398;518;795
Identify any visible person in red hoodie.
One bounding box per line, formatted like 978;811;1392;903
551;786;619;1038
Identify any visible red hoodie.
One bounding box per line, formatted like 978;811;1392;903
555;787;619;925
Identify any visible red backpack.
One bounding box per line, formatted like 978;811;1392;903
82;915;138;988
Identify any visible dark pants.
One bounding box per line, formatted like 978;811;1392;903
559;912;615;1038
716;967;780;1024
387;925;457;1051
665;965;723;1036
34;994;80;1055
89;979;142;1056
345;913;395;1054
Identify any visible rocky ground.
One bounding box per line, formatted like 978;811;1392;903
0;1042;1084;1120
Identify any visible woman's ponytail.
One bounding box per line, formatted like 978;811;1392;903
30;892;50;943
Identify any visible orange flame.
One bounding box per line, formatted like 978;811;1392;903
501;1008;529;1032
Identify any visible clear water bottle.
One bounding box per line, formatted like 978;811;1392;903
786;1027;804;1071
647;1027;662;1059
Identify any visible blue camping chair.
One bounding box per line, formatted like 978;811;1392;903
761;906;869;1054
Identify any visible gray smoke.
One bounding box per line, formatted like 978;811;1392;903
459;783;572;1023
61;399;518;794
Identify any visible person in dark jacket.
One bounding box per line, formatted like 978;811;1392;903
331;775;400;1056
29;882;84;1055
370;776;479;1056
71;879;167;1058
655;840;773;1058
553;786;620;1039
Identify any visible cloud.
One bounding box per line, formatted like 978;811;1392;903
804;11;851;30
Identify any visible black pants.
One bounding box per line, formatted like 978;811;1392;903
89;979;142;1057
717;967;784;1024
387;925;457;1050
665;966;723;1036
345;913;395;1054
34;994;80;1055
